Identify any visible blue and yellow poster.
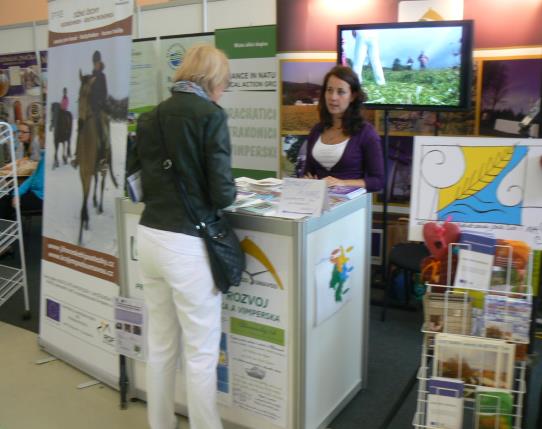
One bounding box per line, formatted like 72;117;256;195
409;136;542;249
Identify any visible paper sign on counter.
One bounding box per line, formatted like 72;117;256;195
277;178;328;218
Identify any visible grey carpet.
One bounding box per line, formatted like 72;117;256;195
1;219;540;429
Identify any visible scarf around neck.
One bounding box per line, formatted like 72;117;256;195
171;80;210;101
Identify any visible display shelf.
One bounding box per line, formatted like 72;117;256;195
413;349;527;429
0;122;30;318
0;264;24;305
421;281;533;345
0;176;16;198
0;219;19;254
412;240;532;428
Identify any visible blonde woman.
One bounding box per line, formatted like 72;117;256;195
129;44;234;429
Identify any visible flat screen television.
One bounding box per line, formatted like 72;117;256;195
337;20;473;111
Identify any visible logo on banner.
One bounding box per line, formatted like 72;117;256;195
240;237;284;290
46;298;61;322
329;245;354;302
97;320;115;345
166;43;186;70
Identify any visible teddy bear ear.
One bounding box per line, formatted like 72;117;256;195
442;221;460;244
423;222;446;259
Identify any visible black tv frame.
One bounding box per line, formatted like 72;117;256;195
337;20;474;112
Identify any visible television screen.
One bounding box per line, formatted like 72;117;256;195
338;20;473;111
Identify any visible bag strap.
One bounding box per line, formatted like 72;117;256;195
155;105;208;234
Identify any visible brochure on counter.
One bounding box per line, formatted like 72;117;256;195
328;185;367;199
225;177;365;219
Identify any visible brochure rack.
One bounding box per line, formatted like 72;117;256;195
0;122;30;317
412;243;533;429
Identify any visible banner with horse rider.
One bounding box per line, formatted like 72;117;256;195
39;0;133;387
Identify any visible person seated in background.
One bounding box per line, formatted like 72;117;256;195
0;133;44;221
302;65;385;193
13;121;40;161
12;146;44;214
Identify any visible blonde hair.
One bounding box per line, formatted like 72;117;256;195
173;44;230;95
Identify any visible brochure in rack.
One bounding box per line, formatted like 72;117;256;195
433;333;515;391
484;294;531;343
475;386;513;429
426;377;465;429
454;232;496;292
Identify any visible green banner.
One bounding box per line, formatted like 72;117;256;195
231;317;285;346
216;25;276;59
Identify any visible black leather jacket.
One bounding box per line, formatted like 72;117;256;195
127;92;236;236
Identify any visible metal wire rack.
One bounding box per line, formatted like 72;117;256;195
412;242;532;428
0;122;30;317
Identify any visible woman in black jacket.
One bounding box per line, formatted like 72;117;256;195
132;44;234;429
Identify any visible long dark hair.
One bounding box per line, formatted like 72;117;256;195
318;65;367;135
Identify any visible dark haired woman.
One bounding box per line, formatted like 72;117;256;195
303;65;384;192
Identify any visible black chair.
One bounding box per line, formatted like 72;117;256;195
381;241;429;321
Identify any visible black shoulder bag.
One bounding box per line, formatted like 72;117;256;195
155;107;245;293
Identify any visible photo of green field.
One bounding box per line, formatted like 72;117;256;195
362;68;460;106
281;104;318;133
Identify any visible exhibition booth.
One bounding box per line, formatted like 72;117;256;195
1;1;541;428
117;194;371;429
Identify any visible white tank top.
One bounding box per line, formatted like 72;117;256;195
312;136;349;170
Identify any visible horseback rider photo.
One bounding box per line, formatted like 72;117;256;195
50;88;73;168
90;50;109;168
72;50;109;170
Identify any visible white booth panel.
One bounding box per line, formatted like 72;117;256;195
0;26;35;53
138;4;202;38
35;23;48;51
208;0;276;31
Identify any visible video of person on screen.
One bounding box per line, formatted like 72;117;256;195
340;26;465;107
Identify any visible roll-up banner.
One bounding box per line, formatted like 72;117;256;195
129;38;159;119
128;37;159;148
39;0;133;386
216;25;279;179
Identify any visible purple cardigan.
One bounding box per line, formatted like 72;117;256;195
303;122;385;192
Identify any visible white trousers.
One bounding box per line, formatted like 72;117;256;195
137;225;223;429
353;29;386;85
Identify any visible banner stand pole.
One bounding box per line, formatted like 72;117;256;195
119;354;129;409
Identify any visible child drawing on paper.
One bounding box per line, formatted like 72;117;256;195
329;245;354;302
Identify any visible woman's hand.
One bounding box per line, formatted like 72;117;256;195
324;176;344;187
304;172;317;179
